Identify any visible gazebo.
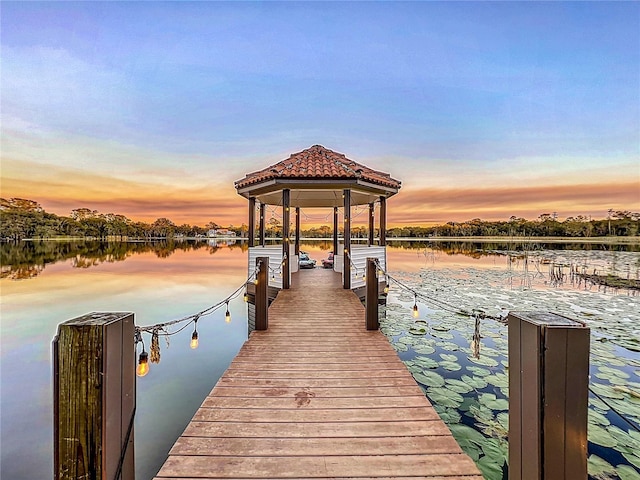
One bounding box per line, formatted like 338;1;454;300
235;145;401;291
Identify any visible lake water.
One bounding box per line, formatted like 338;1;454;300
1;239;639;479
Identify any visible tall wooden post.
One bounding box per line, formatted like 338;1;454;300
248;197;255;247
259;203;266;246
368;203;375;246
365;258;379;330
53;312;135;480
282;189;291;289
343;189;351;289
295;207;300;256
255;257;269;330
333;206;339;257
508;311;589;480
379;196;387;246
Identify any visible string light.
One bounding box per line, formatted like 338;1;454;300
225;302;231;323
243;291;249;302
412;295;419;318
136;350;149;377
190;320;199;349
384;283;390;294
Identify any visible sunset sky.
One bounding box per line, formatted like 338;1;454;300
1;2;638;227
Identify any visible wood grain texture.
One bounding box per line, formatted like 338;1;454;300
154;268;480;479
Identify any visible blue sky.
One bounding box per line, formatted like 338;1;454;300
2;2;638;225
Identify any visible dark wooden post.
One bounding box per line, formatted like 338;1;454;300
295;207;300;256
282;189;291;289
343;189;351;289
53;312;135;480
259;203;266;246
248;197;255;247
365;258;379;330
368;203;375;246
508;312;589;480
333;206;339;258
255;257;269;330
379;196;387;246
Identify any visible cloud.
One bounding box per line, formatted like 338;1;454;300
388;181;640;224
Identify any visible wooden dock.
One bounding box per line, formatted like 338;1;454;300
154;268;481;479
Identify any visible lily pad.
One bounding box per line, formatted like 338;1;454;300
412;370;445;387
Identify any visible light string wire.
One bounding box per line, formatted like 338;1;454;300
374;259;640;434
135;266;258;337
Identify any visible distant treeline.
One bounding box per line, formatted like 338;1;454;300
1;197;638;241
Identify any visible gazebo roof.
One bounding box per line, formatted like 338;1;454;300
235;145;401;207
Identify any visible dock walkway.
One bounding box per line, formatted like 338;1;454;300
155;268;481;479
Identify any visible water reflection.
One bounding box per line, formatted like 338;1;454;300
3;239;637;281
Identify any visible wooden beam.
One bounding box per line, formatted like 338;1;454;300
255;258;269;330
248;197;255;247
368;203;374;246
343;189;351;289
295;207;300;256
259;203;266;246
365;258;379;330
282;189;291;289
379;196;387;246
333;207;338;258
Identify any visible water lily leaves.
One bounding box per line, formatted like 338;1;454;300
622;452;640;469
445;378;473;394
590;382;626;400
478;393;508;411
440;353;458;362
467;366;492;377
468;355;499;367
433;405;462;424
589;423;618;448
412;370;445;387
440;360;462;371
414;357;439;369
616;464;640;480
461;374;488;389
485;373;509;389
427;386;464;408
588;409;611;426
588;454;617;477
412;343;435;354
476;455;504;480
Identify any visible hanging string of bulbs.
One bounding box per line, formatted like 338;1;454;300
134;265;260;377
373;259;507;323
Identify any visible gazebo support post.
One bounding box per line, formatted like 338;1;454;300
295;207;300;256
343;189;351;289
333;207;339;259
282;189;291;289
379;196;387;246
248;197;255;247
259;203;266;246
368;202;375;246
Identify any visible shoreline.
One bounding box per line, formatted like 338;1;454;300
7;235;640;244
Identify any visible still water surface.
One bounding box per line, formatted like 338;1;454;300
1;240;638;479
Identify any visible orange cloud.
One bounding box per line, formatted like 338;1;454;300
388;181;640;225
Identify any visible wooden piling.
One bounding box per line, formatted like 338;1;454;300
508;311;590;480
53;312;135;480
255;257;269;330
365;258;379;330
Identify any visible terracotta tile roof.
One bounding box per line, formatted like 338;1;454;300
235;145;401;190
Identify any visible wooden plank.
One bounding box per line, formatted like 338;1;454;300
216;376;418;387
182;420;453;438
210;386;424;397
192;406;440;422
169;435;463;456
156;477;485;480
201;395;429;409
155;454;480;478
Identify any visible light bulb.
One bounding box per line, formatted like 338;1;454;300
254;278;259;285
190;331;199;349
136;351;149;377
243;291;249;302
225;309;231;323
412;303;419;318
362;273;366;281
384;284;389;294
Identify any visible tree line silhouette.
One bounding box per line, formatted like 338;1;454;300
1;197;638;241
